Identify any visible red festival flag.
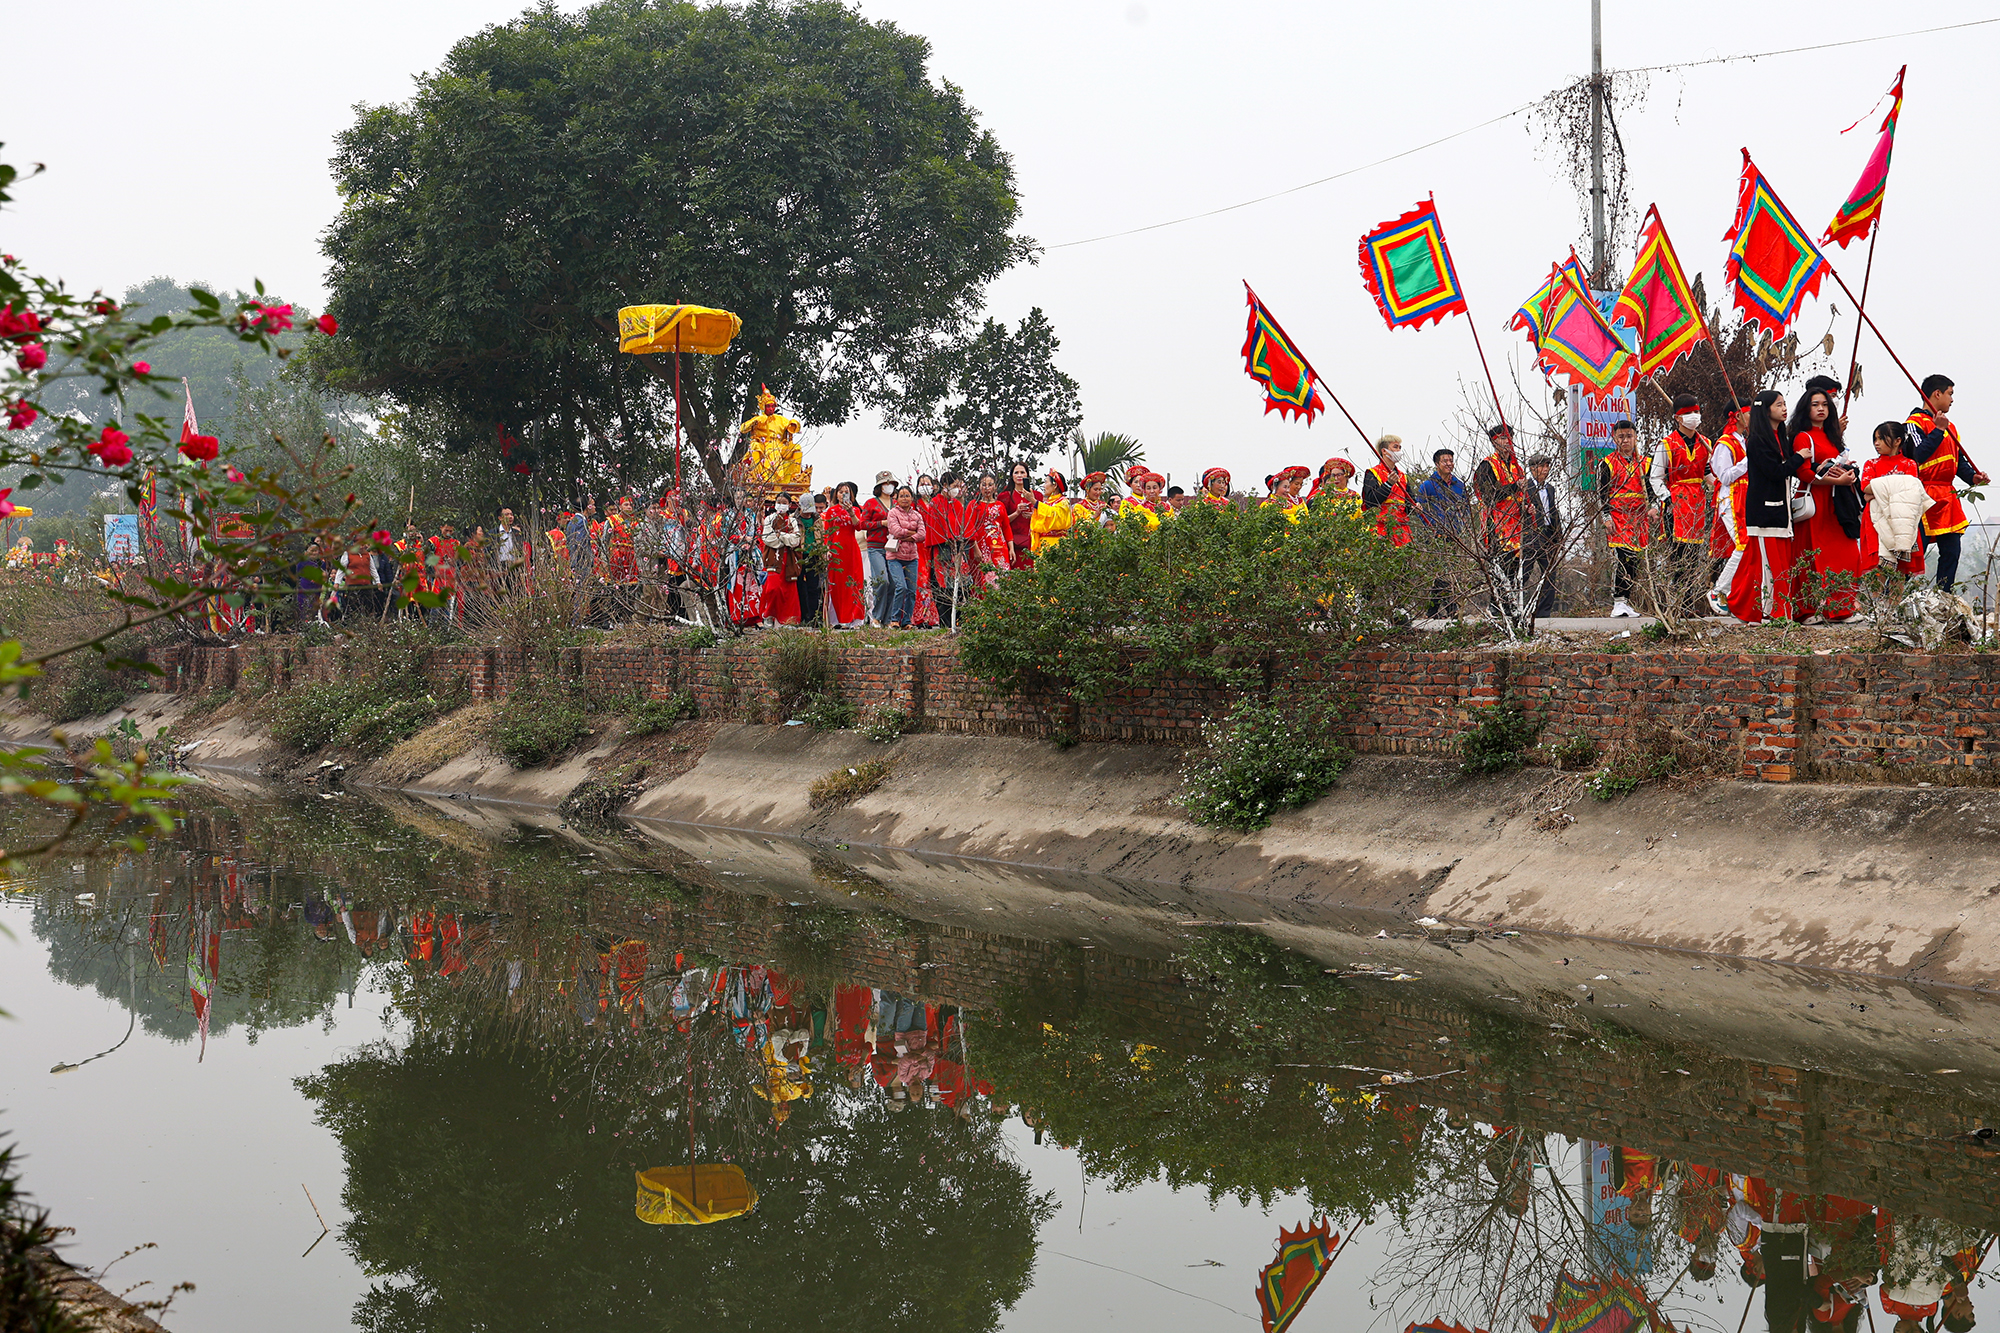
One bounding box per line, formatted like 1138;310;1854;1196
1358;197;1469;331
1512;257;1633;392
1241;285;1327;425
1721;150;1829;339
1824;65;1904;250
1510;254;1591;344
1256;1218;1340;1333
1612;206;1708;378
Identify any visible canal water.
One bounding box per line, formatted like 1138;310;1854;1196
1;790;1995;1333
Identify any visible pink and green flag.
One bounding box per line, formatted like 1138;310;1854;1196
1824;65;1904;250
1512;256;1634;392
1240;285;1326;425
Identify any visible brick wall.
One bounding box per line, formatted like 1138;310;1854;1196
151;637;2000;784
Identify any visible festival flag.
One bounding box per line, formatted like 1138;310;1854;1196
1721;150;1829;339
1256;1218;1340;1333
1358;197;1469;331
1612;206;1708;378
1530;1269;1656;1333
1511;257;1634;392
1510;254;1592;343
1241;285;1327;425
1824;65;1905;249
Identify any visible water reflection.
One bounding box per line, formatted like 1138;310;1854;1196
10;792;2000;1332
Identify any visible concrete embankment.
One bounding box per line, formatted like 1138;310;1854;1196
17;687;2000;995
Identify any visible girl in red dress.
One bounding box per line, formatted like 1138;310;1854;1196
1727;390;1817;623
971;472;1012;587
1786;385;1862;622
820;482;869;626
1858;422;1927;577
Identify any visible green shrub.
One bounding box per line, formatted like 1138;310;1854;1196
626;690;696;737
861;706;912;743
36;658;132;723
1458;700;1540;775
763;629;837;717
1586;768;1640;801
271;678;461;754
1544;732;1598;771
796;690;856;731
489;684;594;768
1179;698;1349;831
675;624;719;652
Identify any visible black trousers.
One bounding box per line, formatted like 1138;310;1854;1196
798;569;824;625
1524;541;1558;616
1934;531;1963;592
1611;547;1641;602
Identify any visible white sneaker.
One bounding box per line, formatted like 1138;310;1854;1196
1611;599;1637;618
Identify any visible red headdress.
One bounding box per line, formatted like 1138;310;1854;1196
1080;471;1110;489
1201;467;1231;490
1044;469;1067;495
1274;465;1310;484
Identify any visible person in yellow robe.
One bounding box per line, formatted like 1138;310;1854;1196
737;384;809;491
1030;470;1075;553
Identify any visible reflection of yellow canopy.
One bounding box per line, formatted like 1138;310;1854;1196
635;1165;758;1225
618;304;742;356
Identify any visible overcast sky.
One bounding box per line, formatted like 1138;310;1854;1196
9;1;1997;494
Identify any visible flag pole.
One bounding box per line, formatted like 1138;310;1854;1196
1822;261;1924;400
1840;224;1881;416
1465;315;1510;434
1243;281;1374;450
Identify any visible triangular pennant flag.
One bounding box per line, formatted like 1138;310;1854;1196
1722;149;1829;339
1613;206;1708;378
1510;254;1592;344
1241;285;1326;425
1358;197;1468;331
1515;256;1634;392
1825;65;1904;249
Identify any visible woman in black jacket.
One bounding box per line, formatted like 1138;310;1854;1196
1725;389;1816;622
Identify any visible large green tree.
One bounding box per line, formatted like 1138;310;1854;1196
883;307;1081;480
321;0;1030;500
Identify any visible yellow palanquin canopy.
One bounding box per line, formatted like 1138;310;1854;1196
635;1164;758;1226
618;304;742;356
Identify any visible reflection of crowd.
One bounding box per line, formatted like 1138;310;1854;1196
1560;1137;1988;1333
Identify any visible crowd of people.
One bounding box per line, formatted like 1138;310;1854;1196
232;373;1978;635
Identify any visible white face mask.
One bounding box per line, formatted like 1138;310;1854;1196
1383;449;1402;466
775;502;790;513
918;482;935;497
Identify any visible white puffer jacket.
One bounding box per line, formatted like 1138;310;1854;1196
1865;470;1927;563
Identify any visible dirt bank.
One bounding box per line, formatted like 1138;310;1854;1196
16;693;2000;995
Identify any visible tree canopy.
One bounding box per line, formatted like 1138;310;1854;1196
883;307;1081;480
322;0;1031;500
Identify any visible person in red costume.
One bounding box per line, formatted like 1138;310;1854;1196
1597;420;1652;618
1360;436;1411;545
1905;373;1988;593
1859;422;1928;576
1199;466;1232;507
1651;393;1716;618
1787;379;1863;622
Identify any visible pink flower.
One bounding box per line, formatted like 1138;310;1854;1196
244;302;294;335
0;489;15;519
371;528;391;545
179;432;220;462
16;342;45;371
0;305;41;340
315;313;338;337
6;400;36;431
226;466;245;483
91;427;133;467
133;361;150;375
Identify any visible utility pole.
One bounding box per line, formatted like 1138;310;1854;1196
1589;0;1607;287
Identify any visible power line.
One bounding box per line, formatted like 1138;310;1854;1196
1043;16;2000;252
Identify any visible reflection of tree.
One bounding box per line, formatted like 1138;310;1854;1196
977;929;1437;1222
297;1024;1054;1333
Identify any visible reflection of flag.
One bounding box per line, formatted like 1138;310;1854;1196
1824;66;1904;249
1612;207;1707;378
1241;286;1326;424
187;898;219;1062
1512;258;1634;392
1530;1269;1657;1333
1722;150;1828;338
1358;197;1468;331
1407;1322;1486;1333
1256;1218;1340;1333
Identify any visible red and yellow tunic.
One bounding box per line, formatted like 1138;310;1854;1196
1908;407;1969;537
1660;430;1713;543
605;512;638;582
1709;431;1748;558
1602;452;1650;550
1364;464;1411;546
1473;454;1528;552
